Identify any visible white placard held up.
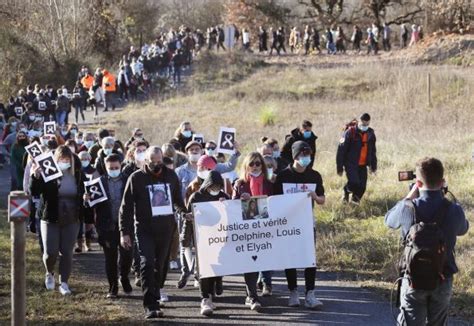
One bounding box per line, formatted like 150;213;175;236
36;152;63;183
44;121;56;135
193;192;316;278
217;127;236;155
84;177;108;207
282;183;317;194
192;133;204;145
25;141;44;160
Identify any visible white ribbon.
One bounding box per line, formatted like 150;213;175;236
89;185;102;199
42;160;56;174
223;133;234;147
30;147;41;157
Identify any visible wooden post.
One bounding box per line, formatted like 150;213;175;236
427;73;432;107
8;191;30;326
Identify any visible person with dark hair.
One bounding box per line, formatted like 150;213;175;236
311;27;321;53
85;153;133;298
30;145;85;295
10;130;28;190
72;81;86;124
336;113;377;204
385;157;469;325
186;170;229;316
269;27;280;55
89;128;110;165
258;26;268;53
273;141;325;309
281;120;317;168
351;26;363;52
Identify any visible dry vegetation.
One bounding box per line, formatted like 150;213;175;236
109;51;474;320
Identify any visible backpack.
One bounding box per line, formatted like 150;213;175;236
400;199;451;290
339;119;358;143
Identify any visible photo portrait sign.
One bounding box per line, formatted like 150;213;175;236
36;152;62;183
84;178;108;207
193;192;316;278
217;127;236;155
147;183;173;216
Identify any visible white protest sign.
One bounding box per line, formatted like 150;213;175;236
282;183;317;194
44;121;56;135
193;192;316;278
14;107;23;116
38;101;47;111
25;141;43;160
84;177;108;207
36;152;63;183
192;133;204;144
217;127;236;155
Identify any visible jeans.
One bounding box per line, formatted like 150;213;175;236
398;277;453;326
55;111;67;126
136;216;175;310
74;104;85;123
173;66;181;86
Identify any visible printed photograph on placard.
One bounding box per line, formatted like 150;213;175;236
241;196;269;220
147;183;173;216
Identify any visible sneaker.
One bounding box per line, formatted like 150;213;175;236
305;290;323;309
288;289;300;307
194;279;200;288
200;298;214;316
342;190;350;203
245;296;262;311
169;260;179;270
144;308;163;319
45;273;55;290
106;292;118;299
262;284;272;297
134;275;141;287
59;282;72;295
120;278;133;296
215;278;223;296
85;239;92;252
177;273;189;289
160;290;169;302
257;281;263;291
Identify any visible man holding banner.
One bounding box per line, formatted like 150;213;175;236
273;140;325;309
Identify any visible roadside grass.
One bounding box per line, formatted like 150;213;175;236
106;54;473;321
0;211;131;324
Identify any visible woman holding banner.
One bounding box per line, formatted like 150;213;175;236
187;170;229;316
233;152;274;309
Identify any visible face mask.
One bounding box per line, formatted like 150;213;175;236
135;152;146;162
189;153;201;162
61;130;67;136
182;130;192;138
40;138;49;146
107;169;121;178
104;148;113;156
20;128;28;133
272;151;280;159
70;129;77;136
209;189;220;196
29;115;35;121
197;170;210;180
359;124;369;132
76;138;84;145
84;140;94;149
81;160;90;168
149;162;163;174
58;162;71;171
11;122;17;128
249;171;262;177
267;168;274;179
303;130;312;139
298;156;311;168
206;149;215;156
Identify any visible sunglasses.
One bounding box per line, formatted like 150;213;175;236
135;133;143;137
249;161;262;167
206;146;216;150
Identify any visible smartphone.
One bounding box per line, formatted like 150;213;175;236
398;171;415;182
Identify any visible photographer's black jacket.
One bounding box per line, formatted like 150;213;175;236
119;165;185;236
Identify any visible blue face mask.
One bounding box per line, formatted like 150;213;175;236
298;156;311;167
358;124;369;132
303;130;312;139
206;149;215;156
104;148;113;156
107;169;121;178
182;130;192;138
272;151;281;159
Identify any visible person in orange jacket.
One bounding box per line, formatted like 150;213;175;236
102;69;116;112
81;73;94;91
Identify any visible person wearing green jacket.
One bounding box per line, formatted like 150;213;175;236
10;130;28;191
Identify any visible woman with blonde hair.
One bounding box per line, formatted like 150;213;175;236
30;145;85;295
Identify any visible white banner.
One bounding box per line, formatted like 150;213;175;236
193;192;316;278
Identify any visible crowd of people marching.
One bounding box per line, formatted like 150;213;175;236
0;22;469;325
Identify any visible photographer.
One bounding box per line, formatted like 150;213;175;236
385;157;469;326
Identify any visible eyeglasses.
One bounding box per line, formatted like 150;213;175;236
249;161;261;167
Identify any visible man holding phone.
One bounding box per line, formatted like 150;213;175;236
336;113;377;204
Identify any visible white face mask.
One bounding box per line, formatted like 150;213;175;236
267;168;274;179
197;170;210;180
209;189;220;196
58;162;71;171
81;160;90;168
135;152;146;162
189;153;201;163
249;171;262;177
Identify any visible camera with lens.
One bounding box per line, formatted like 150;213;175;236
398;171;449;194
